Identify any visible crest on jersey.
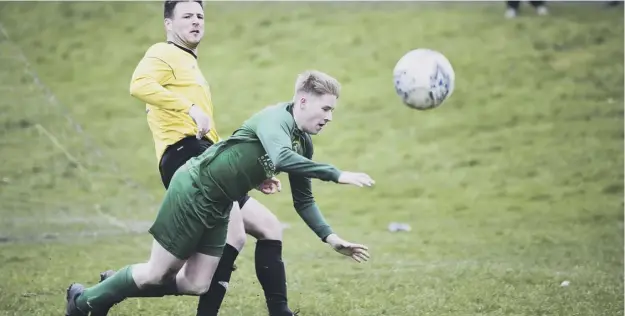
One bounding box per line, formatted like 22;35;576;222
258;154;277;178
292;140;302;155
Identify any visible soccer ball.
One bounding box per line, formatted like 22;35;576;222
393;48;455;110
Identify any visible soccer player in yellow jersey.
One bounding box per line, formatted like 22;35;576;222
93;1;297;316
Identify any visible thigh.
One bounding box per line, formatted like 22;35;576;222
176;251;222;294
147;239;187;277
241;197;283;240
225;202;246;250
149;170;206;260
196;201;234;257
183;252;221;279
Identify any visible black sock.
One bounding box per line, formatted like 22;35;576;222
255;240;290;315
506;1;520;10
196;243;239;316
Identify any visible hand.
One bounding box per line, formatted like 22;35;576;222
325;234;370;263
188;105;211;139
256;177;282;195
338;172;375;187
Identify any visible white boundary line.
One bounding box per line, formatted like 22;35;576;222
0;23;157;232
0;22;157;205
0;228;151;245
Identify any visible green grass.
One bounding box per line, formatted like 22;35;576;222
0;2;623;315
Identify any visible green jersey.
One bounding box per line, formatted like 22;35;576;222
186;102;342;239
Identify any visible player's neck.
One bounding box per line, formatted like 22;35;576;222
167;36;199;56
291;108;306;133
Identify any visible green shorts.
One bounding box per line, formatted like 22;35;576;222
148;164;232;260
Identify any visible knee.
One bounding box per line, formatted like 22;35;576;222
226;223;247;251
184;279;212;296
141;268;177;287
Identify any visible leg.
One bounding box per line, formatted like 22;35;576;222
196;200;247;315
529;1;545;7
505;1;520;18
66;239;186;316
530;1;549;15
88;168;223;315
175;252;222;295
242;198;295;316
81;240;224;315
506;1;520;10
131;240;186;289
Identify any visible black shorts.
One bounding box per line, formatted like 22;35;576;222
159;136;251;208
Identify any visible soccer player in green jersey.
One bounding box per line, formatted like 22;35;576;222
64;70;374;316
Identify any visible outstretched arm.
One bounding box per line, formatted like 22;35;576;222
288;134;371;263
256;118;341;182
289;173;333;240
289;163;371;263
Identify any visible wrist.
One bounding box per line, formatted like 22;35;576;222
323;233;338;244
332;169;342;183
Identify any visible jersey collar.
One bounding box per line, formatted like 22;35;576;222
167;41;198;59
285;102;305;135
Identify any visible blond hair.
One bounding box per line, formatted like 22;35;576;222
294;70;341;99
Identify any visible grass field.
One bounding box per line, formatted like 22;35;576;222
0;2;623;315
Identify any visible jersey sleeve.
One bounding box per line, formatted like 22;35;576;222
289;134;334;240
129;56;194;112
255;114;341;182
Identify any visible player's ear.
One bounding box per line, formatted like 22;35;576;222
299;97;307;108
164;18;173;32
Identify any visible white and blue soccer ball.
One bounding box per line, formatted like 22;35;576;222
393;48;455;110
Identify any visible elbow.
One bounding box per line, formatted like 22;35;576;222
129;80;140;97
274;160;285;171
294;199;314;211
129;76;149;98
272;149;292;171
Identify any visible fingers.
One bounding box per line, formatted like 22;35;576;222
352;252;369;263
260;186;275;195
357;173;375;187
274;178;282;192
259;183;280;194
346;243;370;263
190;106;211;139
267;177;282;192
347;173;375;187
259;178;281;195
350;243;369;251
355;249;370;260
196;120;210;139
351;249;370;263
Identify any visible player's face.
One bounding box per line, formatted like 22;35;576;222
298;94;337;135
167;2;205;47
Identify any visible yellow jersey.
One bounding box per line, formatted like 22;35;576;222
130;41;220;163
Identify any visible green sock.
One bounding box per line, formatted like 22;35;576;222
76;265;139;312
